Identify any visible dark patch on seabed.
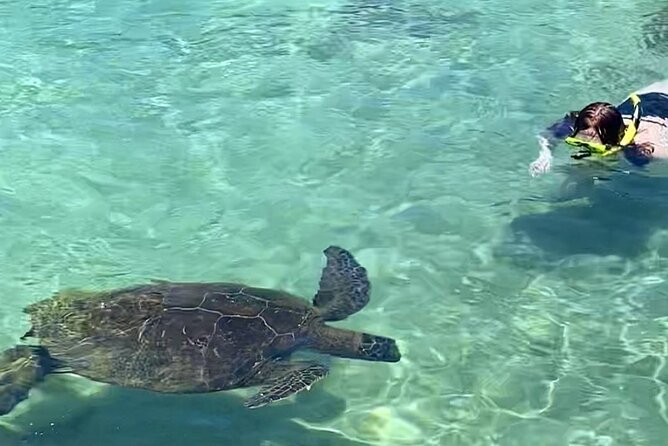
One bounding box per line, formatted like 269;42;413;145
496;172;668;266
642;5;668;53
337;0;481;38
301;0;480;61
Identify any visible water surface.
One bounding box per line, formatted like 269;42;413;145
1;0;668;445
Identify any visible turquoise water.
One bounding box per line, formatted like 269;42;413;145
2;0;668;444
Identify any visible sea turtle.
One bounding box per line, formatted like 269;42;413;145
0;246;400;415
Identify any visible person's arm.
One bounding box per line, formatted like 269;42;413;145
528;113;576;176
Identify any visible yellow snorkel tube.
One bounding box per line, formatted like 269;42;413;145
564;93;641;159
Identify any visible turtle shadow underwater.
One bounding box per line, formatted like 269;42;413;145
3;380;363;446
496;170;668;264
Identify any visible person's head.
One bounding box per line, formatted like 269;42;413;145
571;102;625;146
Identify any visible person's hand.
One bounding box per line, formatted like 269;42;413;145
529;135;553;177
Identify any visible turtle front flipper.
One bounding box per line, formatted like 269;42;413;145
313;246;370;322
244;362;329;409
0;346;56;416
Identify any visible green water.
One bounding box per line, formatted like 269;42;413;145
2;0;668;444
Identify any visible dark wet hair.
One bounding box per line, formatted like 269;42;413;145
572;102;625;145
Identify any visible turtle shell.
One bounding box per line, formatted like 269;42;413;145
26;282;315;392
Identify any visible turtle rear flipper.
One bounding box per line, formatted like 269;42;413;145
244;362;328;409
0;346;55;416
313;246;370;322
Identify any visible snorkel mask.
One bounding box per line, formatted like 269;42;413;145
564;93;642;160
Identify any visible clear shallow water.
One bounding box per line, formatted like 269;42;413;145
1;0;668;444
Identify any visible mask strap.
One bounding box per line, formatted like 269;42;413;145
619;93;641;146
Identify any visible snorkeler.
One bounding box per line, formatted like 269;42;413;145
529;81;668;176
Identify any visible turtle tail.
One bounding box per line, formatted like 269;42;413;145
312;246;371;322
0;345;55;416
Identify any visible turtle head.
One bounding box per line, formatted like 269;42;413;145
358;333;401;362
310;325;401;363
